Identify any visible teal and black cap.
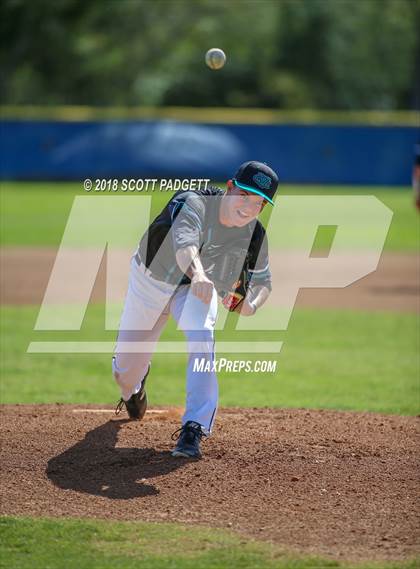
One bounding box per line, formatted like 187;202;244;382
233;161;279;205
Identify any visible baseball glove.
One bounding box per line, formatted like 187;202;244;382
205;245;251;312
221;266;250;312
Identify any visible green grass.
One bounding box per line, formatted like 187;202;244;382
1;182;418;413
1;305;418;415
0;182;418;250
0;517;417;569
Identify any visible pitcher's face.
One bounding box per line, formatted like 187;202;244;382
222;181;267;227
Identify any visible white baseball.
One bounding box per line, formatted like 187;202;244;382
205;48;226;70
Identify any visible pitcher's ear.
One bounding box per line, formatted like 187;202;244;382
226;179;234;190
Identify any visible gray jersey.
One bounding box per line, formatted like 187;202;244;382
138;186;271;289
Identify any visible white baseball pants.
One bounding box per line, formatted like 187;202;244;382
113;257;218;433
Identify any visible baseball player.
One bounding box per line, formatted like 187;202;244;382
113;161;279;458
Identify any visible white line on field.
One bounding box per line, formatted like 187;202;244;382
72;409;167;414
27;341;283;353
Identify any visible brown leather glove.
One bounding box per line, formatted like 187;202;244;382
221;267;250;312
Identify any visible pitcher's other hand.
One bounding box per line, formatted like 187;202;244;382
234;298;256;316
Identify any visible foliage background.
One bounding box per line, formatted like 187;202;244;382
1;0;419;110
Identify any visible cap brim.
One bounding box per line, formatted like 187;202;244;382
233;179;274;205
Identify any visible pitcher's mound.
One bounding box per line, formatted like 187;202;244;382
1;404;418;563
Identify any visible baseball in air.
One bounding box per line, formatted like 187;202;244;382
205;48;226;70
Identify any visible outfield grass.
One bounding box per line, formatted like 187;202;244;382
0;182;418;250
1;517;417;569
1;305;417;415
1;182;418;414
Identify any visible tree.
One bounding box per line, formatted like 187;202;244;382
0;0;418;110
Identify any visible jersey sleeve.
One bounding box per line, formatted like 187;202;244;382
248;224;272;291
170;192;206;251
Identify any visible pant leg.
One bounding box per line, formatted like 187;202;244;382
113;258;174;401
170;285;218;433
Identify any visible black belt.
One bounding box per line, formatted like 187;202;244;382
134;252;168;283
134;252;190;287
134;251;142;267
134;252;154;276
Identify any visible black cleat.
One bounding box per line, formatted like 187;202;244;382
171;421;205;458
115;365;150;421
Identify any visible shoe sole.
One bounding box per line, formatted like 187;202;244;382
127;366;150;421
126;392;147;420
171;449;201;459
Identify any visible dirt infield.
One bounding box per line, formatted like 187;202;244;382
1;247;419;311
1;404;418;562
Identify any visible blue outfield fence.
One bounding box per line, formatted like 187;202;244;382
0;119;417;185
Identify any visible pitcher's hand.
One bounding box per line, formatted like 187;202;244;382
191;274;214;304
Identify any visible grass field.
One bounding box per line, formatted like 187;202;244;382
1;182;418;568
2;517;417;569
1;305;418;414
1;182;418;414
0;182;418;250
